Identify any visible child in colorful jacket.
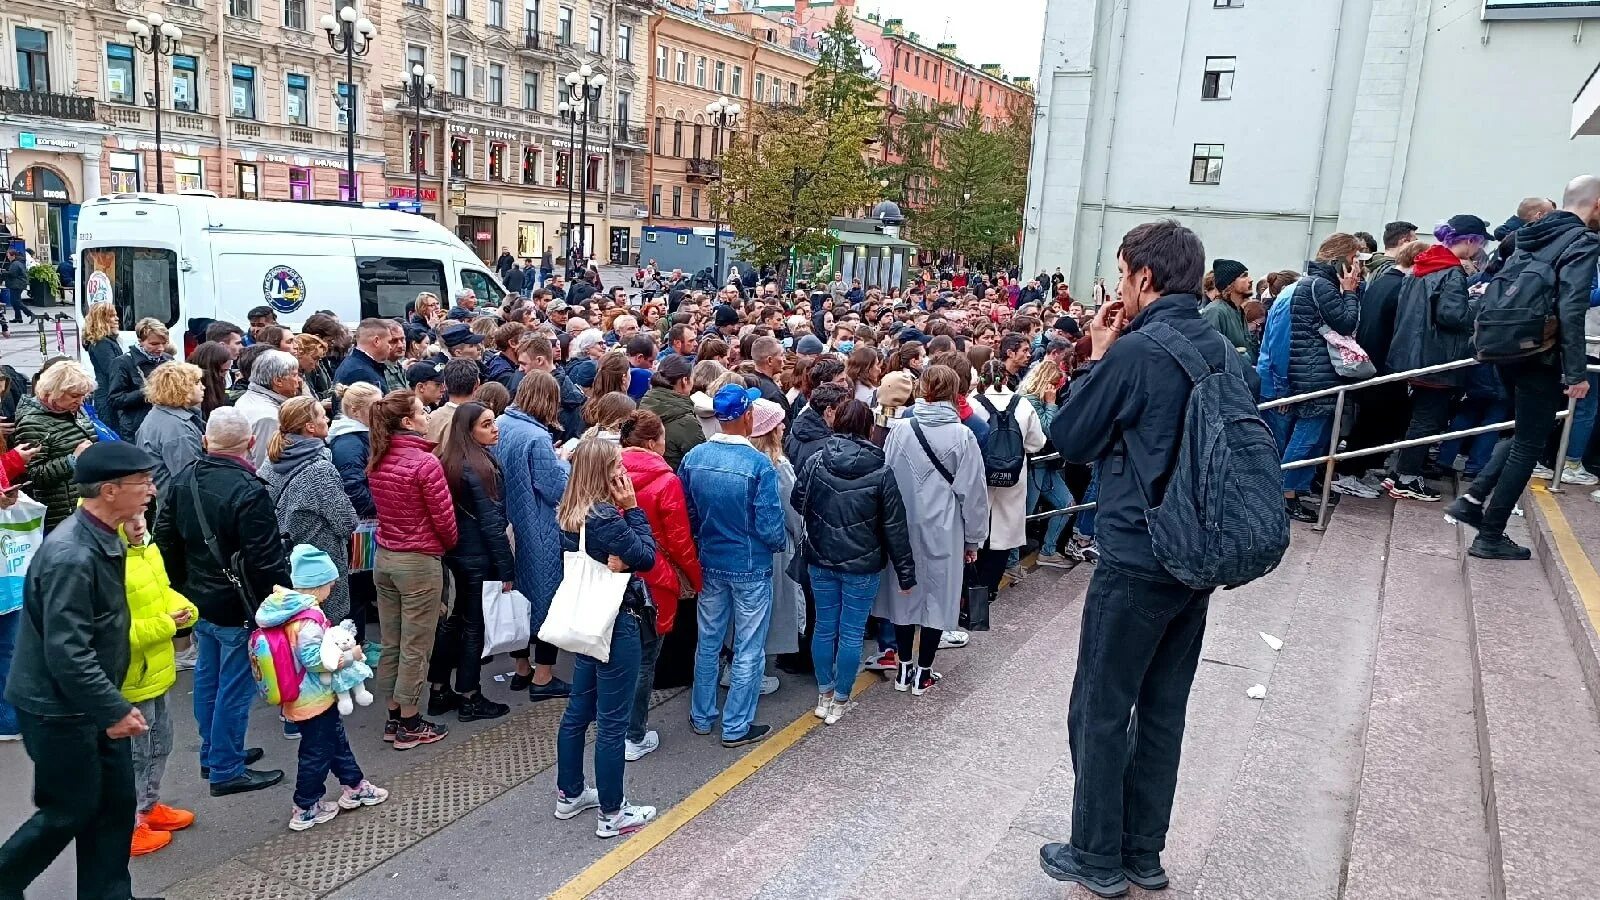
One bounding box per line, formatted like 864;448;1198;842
254;545;388;831
121;511;200;857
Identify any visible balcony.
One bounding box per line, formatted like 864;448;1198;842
0;87;97;122
686;157;720;183
519;30;562;58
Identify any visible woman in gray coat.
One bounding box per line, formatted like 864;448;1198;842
874;364;989;696
135;361;205;502
262;396;359;620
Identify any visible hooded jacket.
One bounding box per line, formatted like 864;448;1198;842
1387;244;1474;389
621;448;702;633
792;434;915;587
369;432;458;556
120;530;199;703
638;386;705;470
1511;210;1600;385
136;403;204;500
784;406;834;472
263;436;359;620
253;588;336;722
326;415;376;518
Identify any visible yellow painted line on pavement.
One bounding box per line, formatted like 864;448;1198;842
550;670;880;899
1531;484;1600;636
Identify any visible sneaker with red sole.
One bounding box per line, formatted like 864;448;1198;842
382;717;399;743
863;648;899;671
393;717;448;750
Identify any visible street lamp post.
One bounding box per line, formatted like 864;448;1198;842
402;65;436;208
125;13;182;194
558;99;577;270
320;4;376;202
704;96;741;288
564;65;606;271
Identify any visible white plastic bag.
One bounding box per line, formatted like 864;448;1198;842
0;492;46;616
481;582;531;656
537;526;630;662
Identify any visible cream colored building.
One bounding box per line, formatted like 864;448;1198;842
378;0;650;265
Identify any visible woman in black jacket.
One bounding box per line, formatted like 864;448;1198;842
83;301;122;421
427;402;514;722
791;399;915;725
106;318;174;439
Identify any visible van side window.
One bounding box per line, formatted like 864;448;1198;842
79;248;179;328
357;257;446;320
458;268;505;307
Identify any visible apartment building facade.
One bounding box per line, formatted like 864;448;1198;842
378;0;650;264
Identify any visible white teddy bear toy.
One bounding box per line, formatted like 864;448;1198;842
319;619;375;716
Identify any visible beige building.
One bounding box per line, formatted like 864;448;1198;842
1;0;387;265
378;0;650;265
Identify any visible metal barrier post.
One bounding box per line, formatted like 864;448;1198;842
1313;391;1346;533
1550;393;1580;494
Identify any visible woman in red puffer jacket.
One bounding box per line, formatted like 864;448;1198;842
618;409;700;758
366;389;458;750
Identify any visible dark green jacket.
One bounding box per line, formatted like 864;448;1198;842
1200;298;1256;363
639;386;705;471
12;395;97;530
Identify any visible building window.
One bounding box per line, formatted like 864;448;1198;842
450;54;467;94
16;28;51;93
554;150;570;187
617;24;632;61
337;81;356;130
754;73;765;103
235;163;259;199
229;0;255;17
524;0;540;32
672;120;682;157
1214;0;1244;6
653;117;662;154
671;186;681;217
231;64;256;119
714;60;726;93
523;71;540;109
284;0;306;29
695;56;706;88
285;74;309;125
489;142;507;180
289;166;312;199
788;82;797;105
407;45;427;74
558;6;572;44
587;15;602;53
770;77;781;104
731;65;742;97
451;138;471;177
1190;144;1224;184
449;0;465;16
409;130;431;173
616;90;630;130
172;55;198;111
585;154;600;190
1202;57;1235;100
690;188;700;219
523;146;542;183
489;0;505;27
692;124;702;159
487;64;504;104
106;44;136;104
516;222;544;257
655;45;667;79
175;157;203;192
674;51;687;83
650;185;660;216
613;157;630;194
109;152;141;193
339;171;361;202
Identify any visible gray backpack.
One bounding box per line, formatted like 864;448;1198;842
1139;322;1289;590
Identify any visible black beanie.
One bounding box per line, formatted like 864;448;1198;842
1211;259;1247;293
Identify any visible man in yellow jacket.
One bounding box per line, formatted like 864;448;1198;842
120;512;200;857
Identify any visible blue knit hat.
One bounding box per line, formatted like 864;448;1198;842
290;544;338;589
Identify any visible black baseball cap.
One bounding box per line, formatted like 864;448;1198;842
406;361;445;386
441;326;484;348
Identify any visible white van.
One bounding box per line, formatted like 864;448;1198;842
73;193;506;352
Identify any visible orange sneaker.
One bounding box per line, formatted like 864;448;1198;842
130;821;172;856
143;803;195;832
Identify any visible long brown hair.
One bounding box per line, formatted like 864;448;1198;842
367;389;420;473
514;370;561;428
588;353;629;402
187;341;233;417
267;396;324;462
437;402;501;501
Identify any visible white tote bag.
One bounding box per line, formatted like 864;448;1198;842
537;525;631;662
481;582;531;656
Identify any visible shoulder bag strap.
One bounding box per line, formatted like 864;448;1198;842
188;471;257;620
909;419;956;485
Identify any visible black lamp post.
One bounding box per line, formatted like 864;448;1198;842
320;3;375;202
558;99;578;269
402;65;435;207
704;95;741;286
125;12;182;194
564;65;606;271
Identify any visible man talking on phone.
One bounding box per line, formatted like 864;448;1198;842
0;442;159;899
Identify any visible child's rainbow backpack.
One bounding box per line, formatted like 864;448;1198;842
248;608;327;705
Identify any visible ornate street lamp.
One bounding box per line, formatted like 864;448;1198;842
705;96;741;285
125;12;183;193
402;65;436;208
564;65;606;270
321;4;376;202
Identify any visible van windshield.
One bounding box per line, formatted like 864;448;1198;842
79;247;179;328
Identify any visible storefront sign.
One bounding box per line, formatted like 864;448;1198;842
10;167;69;203
118;135;199;155
447;122;531;144
238;149;292;165
17;133;82;152
475;231;492;241
388;185;440;202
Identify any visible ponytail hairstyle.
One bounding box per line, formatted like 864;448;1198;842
367;389;420;473
267;396;324;463
978;359;1009;393
619;409;665;449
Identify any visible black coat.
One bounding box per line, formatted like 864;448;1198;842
1287;261;1361;408
448;463;516;584
1357;267;1405;375
155;454;292;628
106;347;170;439
86;336;122;421
785;406;833;472
1513;210;1600;385
1386;255;1474;389
792;435;915;588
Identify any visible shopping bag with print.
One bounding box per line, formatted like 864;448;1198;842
0;492;46;615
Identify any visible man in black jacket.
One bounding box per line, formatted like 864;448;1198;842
155;407;290;795
1040;220;1230;898
1446;175;1600;560
0;443;157;899
784;382;847;472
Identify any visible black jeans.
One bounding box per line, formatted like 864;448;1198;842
1395;385;1456;478
0;712;135;900
892;624;940;668
429;561;487;695
973;546;1010;593
1468;361;1565;537
292;706;364;810
510;638;560;666
348;570;376;646
628;607;662;743
1067;565;1211;872
1335;381;1412;477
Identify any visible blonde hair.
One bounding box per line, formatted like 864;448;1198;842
268;396;325;462
134;318;168;345
1392;240;1429;269
294;332;328;360
35;359;96;402
1018;358;1063;399
83;302;119;345
143;361;203;408
557;438;621;532
751;429;785;465
339;382;382;424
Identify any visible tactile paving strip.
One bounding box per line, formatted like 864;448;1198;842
242;816;420;894
376;764;507;836
163;859;317;900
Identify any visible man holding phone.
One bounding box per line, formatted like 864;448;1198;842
0;442;159;899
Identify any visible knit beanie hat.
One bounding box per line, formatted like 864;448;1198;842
1211;259;1247;293
290;544;338;590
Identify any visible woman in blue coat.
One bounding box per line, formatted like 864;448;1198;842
497;370;572;701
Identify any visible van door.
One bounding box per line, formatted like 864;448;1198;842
211;233;360;327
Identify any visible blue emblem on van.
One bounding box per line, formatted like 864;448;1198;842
264;265;307;314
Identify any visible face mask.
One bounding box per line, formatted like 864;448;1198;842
837;340;854;353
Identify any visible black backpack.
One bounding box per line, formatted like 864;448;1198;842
1139;322;1289;590
1474;228;1588;362
973;394;1025;488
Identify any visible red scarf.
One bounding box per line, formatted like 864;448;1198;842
1411;244;1462;277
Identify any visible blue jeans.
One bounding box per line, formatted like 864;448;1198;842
1565;370;1600;462
809;566;880;701
1437;398;1510;476
292;706;364;810
0;611;17;735
1276;409;1332;495
692;576;773;740
192;619;256;784
1076;469;1099;540
1027;465;1073;552
558;608;642;815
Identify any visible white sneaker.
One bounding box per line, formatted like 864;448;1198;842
0;733;20;742
1331;475;1382;499
174;644;197;672
624;730;659;762
1533;462;1556;480
1004;564;1028;581
814;694;831;719
596;801;657;838
288;800;339;832
1563;462;1599;486
1590;488;1600;503
938;629;969;650
720;667;779;695
555;786;601;820
1035;552;1073;569
824;697;849;725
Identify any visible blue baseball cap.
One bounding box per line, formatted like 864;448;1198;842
712;384;762;421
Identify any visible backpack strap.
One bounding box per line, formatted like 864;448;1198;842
909;419;956;485
1140;321;1214;385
